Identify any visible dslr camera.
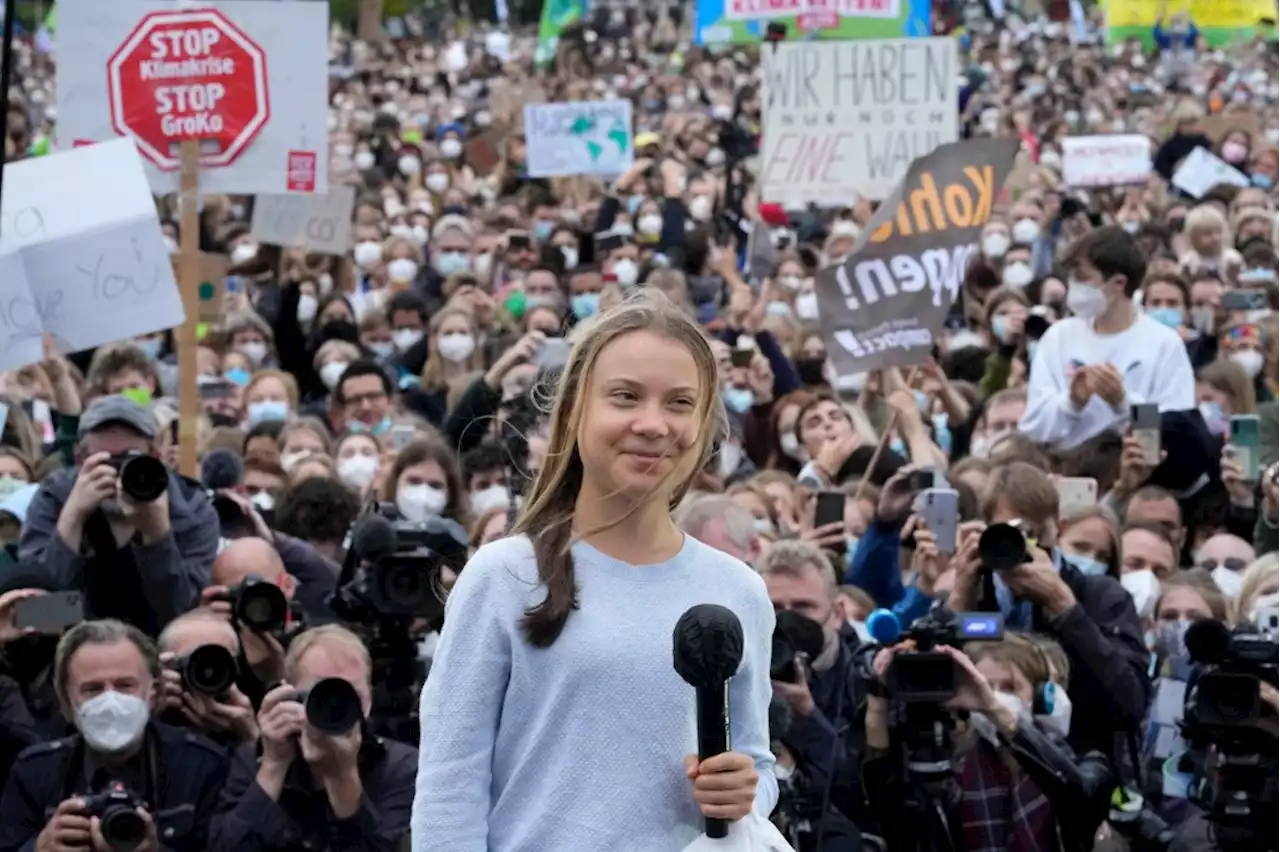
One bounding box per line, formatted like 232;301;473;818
294;676;363;735
770;610;827;681
107;451;168;503
172;644;238;697
884;609;1004;703
978;520;1039;572
81;780;148;850
211;577;288;633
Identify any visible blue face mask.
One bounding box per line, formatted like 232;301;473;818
350;415;392;436
137;338;163;360
247;400;289;426
931;413;953;457
626;195;646;216
224;368;251;387
721;387;754;414
991;315;1009;342
889;436;907;457
1066;553;1109;577
1251;173;1274;189
571;292;599;320
532;220;555;241
913;390;930;412
1146;306;1183;329
433;251;470;277
1027;341;1039;362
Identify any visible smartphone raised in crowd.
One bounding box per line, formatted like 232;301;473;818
536;338;571;371
1229;414;1261;480
1056;477;1098;518
14;591;85;635
814;491;847;556
1130;403;1161;467
389;425;416;452
918;488;959;555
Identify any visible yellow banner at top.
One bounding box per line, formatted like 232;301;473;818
1106;0;1274;29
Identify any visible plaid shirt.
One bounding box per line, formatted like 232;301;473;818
957;740;1058;852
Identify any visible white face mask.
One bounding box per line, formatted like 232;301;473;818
393;329;424;351
1066;279;1109;320
1012;218;1041;244
1211;564;1246;598
992;690;1029;722
637;213;663;236
611;258;639;288
437;332;476;363
318;273;334;297
75;691;150;754
296;294;318;324
251;491;276;513
353;240;383;270
1002;262;1034;288
387;258;419;283
398;156;422;176
230;243;259;266
1230;349;1264;378
239;341;268;366
1121;568;1161;619
1035;683;1073;739
560;246;579;270
718;442;743;478
425;172;450;194
689;195;713;221
471;484;511;515
319;361;349;391
439;138;463;159
280;449;313;472
354;150;376;170
779;432;807;462
338;454;379;489
795;292;820;320
397;484;448;521
982;233;1010;258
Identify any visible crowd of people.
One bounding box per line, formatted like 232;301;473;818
0;2;1277;851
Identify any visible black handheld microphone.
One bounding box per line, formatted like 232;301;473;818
672;603;745;840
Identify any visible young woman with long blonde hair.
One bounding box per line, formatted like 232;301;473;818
411;293;777;849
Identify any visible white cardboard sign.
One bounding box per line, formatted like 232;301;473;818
1172;146;1251;199
1061;135;1152;187
251;185;356;255
56;0;329;196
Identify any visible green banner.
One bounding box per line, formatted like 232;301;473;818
534;0;585;66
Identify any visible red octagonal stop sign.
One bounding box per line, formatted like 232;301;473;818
107;8;270;171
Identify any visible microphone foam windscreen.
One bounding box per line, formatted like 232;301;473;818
867;609;903;645
1184;618;1230;665
201;449;244;490
672;604;745;689
350;513;399;563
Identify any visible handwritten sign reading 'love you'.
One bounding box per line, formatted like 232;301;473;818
0;138;185;370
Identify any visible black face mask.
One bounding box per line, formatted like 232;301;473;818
320;320;359;344
795;357;827;386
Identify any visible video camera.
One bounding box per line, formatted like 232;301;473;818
81;780;148;851
172;644;238;697
1184;619;1279;734
294;676;363;735
868;608;1004;703
108;451;168;503
330;503;468;624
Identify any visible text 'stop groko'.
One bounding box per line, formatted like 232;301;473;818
106;8;271;172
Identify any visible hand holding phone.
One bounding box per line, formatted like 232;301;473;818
10;590;84;637
1229;414;1261;480
1056;477;1098;518
1130;403;1161;467
919;488;960;554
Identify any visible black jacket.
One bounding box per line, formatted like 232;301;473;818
1031;561;1152;761
0;722;227;852
0;675;39;782
208;736;417;851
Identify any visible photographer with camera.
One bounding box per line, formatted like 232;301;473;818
209;625;416;850
947;462;1151;760
863;634;1113;852
0;620;226;852
17;396;219;635
759;540;869;847
156;610;258;749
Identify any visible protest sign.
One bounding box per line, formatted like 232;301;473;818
761;38;958;204
1061;135;1152;187
1105;0;1275;47
815;138;1020;376
695;0;933;45
1172;146;1251;199
0;139;185;371
251;185;356;255
524;100;635;178
57;0;329;195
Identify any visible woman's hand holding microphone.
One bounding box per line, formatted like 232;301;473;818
683;752;759;822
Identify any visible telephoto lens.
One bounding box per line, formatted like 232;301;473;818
227;578;288;632
301;677;363;734
978;522;1030;572
175;644;238;696
113;452;169;503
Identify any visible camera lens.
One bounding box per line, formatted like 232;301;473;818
233;580;287;632
117;454;169;503
305;677;363;734
100;805;147;851
179;644;237;696
978;523;1029;572
379;561;428;610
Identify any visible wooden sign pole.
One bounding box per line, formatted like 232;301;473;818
177;139;201;479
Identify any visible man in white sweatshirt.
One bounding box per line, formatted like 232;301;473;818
1020;226;1196;449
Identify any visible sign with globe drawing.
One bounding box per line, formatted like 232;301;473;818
524;99;635;178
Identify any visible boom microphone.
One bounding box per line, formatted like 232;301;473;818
672;603;745;840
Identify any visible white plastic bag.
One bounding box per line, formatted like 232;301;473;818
681;812;796;852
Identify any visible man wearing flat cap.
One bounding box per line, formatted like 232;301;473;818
15;395;218;635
